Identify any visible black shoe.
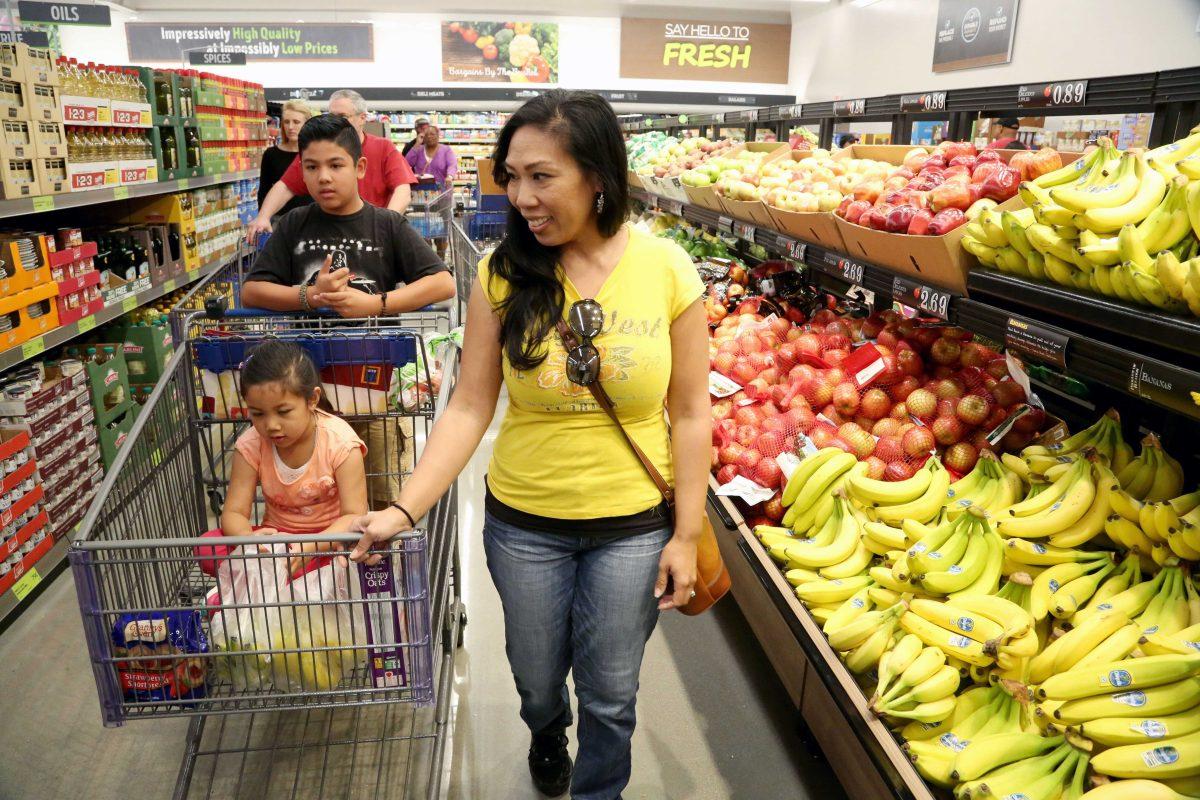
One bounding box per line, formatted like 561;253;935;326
528;731;572;797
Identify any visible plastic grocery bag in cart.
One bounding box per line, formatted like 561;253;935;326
208;543;374;693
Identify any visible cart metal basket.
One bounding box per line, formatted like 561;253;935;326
70;310;464;800
448;212;506;325
407;185;454;246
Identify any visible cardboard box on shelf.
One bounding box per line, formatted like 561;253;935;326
0;45;26;84
0;531;55;597
54;270;103;326
121;322;173;384
0;155;41;199
716;142;791;227
117;159;157;186
0;120;36;160
0;364;85;421
1;510;48;562
84;347;132;427
0;281;58;350
26;84;61;124
32;121;65;159
66;159;117;193
34;156;68;194
0;234;52;298
22;47;58;87
47;240;98;271
60;95;110;127
0;78;28;121
97;404;136;469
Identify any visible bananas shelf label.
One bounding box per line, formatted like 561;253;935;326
1127;359;1200;422
1004;316;1069;369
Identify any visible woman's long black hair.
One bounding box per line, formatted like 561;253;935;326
488;90;629;371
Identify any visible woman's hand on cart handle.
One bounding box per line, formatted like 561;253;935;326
349;507;413;565
655;535;698;612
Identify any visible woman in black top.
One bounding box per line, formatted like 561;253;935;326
258;99;314;221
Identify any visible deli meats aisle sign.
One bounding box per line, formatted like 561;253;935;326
620;18;790;85
932;0;1019;73
126;23;374;62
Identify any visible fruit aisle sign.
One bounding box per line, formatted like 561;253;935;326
126;23;373;61
441;21;558;83
932;0;1019;74
619;18;791;85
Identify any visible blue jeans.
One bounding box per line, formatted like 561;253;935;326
483;512;671;800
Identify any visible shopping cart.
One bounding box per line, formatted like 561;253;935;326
69;310;465;800
407;184;454;252
448;211;506;325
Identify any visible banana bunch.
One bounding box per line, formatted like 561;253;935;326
1008;410;1132;482
1029;552;1118;621
1081;780;1200;800
852;456;951;526
872;640;960;720
901;508;1005;597
1092;728;1200;781
759;494;871;578
995;455;1110;542
823;598;906;674
1068;552;1144;620
1142;621;1200;658
1117;434;1185;502
1106;492;1170;564
1140;488;1200;560
953;740;1088;800
780;447;862;533
901;685;1028;787
943;452;1024;519
962;131;1200;320
1028;607;1140;685
1134;565;1193;637
895;590;1037;671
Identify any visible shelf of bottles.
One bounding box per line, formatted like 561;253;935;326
194;73;269;176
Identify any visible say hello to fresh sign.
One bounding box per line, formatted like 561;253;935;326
620;18;791;85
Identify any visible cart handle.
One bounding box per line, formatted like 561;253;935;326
71;531;426;551
207;306;439;320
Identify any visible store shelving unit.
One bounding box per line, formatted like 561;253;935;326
0;169;257;221
0;246;244;630
630;66;1200;797
622;68;1200;151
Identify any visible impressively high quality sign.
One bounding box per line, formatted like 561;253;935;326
932;0;1019;73
620;18;791;85
126;23;374;62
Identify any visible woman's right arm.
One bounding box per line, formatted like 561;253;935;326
220;452;260;536
351;280;503;560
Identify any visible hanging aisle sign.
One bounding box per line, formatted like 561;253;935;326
619;18;791;85
0;29;50;46
126;23;374;62
16;1;110;26
187;50;248;66
932;0;1019;73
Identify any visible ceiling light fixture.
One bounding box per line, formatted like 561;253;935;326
851;0;884;7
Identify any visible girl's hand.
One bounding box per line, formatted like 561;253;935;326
350;506;413;565
654;534;698;611
287;541;322;577
253;527;280;553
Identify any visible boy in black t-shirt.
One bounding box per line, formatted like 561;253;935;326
242;114;454;510
242;114;454;316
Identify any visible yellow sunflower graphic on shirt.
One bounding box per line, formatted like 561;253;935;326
535;345;638;398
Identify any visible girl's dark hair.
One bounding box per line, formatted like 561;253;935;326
489;90;628;370
241;340;321;399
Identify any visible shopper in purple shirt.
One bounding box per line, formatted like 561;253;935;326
404;125;458;187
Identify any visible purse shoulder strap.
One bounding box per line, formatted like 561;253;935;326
556;319;675;506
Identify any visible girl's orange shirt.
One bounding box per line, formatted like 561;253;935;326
235;410;366;532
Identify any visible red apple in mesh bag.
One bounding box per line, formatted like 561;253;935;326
865;456;887;480
809;423;839;449
860;388;892;420
890;402;910;420
885;460;918;481
717;464;740;484
933;379;964;400
903;426;936;457
956;394;991;427
757;430;786;458
737;448;763;479
937;398;958;419
889;376;921;402
932;416;965;446
960;342;997;368
897;349;924;378
991;379;1026;408
985;358;1010;379
1012;404;1047;434
833;382;860;416
984;406;1009;432
764;494;785;522
943;442;979;474
874;436;905;463
906;388;938;420
839;426;876;460
754;458;783;489
872;418;902;438
930;337;962;366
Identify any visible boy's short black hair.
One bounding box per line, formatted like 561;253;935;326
299;113;362;161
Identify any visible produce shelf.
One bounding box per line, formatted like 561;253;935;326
632;188;1200;425
706;480;935;800
0;250;242;373
0;170;258;221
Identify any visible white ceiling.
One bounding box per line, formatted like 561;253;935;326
115;0;806;22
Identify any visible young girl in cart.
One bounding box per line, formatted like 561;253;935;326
195;340;368;578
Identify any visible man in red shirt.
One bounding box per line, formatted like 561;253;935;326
247;89;416;243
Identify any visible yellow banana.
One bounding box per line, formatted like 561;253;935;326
1040;654;1200;701
848;461;933;506
898;611;994;667
781;446;840;507
1026;608;1129;683
1054;676;1200;724
795;574;873;606
1079;779;1200;799
1078;709;1200;747
1053;151;1141;212
1092;728;1200;779
1078;155;1168;232
874;459;951;525
949;731;1064;781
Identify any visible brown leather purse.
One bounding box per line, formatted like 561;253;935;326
556;320;731;616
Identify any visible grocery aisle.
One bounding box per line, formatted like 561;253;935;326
0;405;844;800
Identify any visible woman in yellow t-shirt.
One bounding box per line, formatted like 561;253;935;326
350;90;709;799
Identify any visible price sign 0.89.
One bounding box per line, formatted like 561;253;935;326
1017;80;1088;108
834;98;866;117
892;276;951;320
900;92;947;113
